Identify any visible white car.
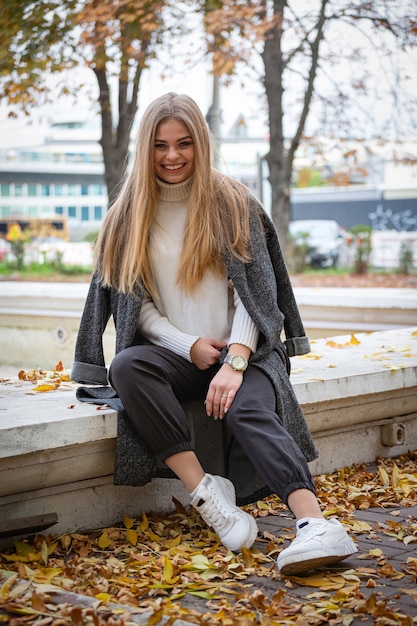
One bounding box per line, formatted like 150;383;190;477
289;219;349;268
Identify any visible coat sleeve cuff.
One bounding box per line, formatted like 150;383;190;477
71;361;109;385
284;336;311;357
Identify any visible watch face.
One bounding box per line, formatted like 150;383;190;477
231;355;247;370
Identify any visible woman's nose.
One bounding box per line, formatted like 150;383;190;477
167;146;179;160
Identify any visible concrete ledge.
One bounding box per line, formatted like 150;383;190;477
1;282;416;367
1;327;416;540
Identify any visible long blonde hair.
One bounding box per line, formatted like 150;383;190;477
96;92;252;295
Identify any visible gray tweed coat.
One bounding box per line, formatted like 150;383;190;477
71;198;318;505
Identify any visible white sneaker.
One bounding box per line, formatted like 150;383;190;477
277;517;357;576
190;474;258;552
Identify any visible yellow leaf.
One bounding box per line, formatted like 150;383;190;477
166;533;182;548
124;515;134;529
126;528;138;546
148;609;164;626
378;466;390;486
350;334;360;345
95;592;111;603
97;532;111;549
241;547;254;568
391;463;401;487
163;556;174;583
287;573;346;589
40;541;49;566
32;383;58;392
33;567;63;584
139;512;149;531
188;554;212;570
369;548;384;557
404;536;417;545
0;573;18;598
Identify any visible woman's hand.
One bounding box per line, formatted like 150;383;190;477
190;338;227;370
205;364;243;420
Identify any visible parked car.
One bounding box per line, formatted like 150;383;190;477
289;219;349;268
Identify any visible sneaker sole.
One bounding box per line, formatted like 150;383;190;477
279;541;357;577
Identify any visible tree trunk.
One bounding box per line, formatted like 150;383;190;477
93;41;147;207
93;67;127;207
261;0;289;249
262;0;328;251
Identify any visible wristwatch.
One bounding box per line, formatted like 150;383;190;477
224;354;248;371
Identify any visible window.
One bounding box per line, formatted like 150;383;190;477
90;184;103;195
81;206;89;221
68;184;79;196
55;206;64;215
68;206;76;218
94;206;102;220
14;184;24;197
41;184;50;196
28;184;37;196
81;185;89;196
0;184;10;197
55;184;65;196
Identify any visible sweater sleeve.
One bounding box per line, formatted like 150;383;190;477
229;287;259;353
138;295;200;362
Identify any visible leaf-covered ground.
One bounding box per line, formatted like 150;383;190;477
1;452;417;625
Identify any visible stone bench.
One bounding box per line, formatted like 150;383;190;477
1;327;416;545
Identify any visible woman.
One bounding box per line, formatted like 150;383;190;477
71;92;356;576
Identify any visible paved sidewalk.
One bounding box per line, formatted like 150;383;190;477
235;504;417;624
2;502;415;624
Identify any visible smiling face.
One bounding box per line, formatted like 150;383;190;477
154;118;195;184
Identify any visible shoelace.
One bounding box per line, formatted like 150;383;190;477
200;492;233;531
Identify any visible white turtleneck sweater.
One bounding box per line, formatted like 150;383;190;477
138;177;259;362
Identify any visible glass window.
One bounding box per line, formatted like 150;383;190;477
55;184;65;196
68;184;79;196
28;184;37;196
14;184;24;197
0;184;10;197
94;206;102;220
55;206;64;215
41;184;50;196
81;185;89;196
0;206;11;216
90;184;103;195
68;206;76;218
81;206;89;221
28;206;38;216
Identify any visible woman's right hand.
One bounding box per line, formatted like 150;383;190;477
190;338;227;370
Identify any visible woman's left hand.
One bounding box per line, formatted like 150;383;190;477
205;364;244;420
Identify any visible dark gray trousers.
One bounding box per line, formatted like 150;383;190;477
108;344;315;504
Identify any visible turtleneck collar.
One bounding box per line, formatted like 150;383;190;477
156;175;193;202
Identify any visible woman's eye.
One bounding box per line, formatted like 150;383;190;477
155;143;167;149
179;141;192;148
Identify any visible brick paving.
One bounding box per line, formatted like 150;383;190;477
1;503;416;624
176;504;417;624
